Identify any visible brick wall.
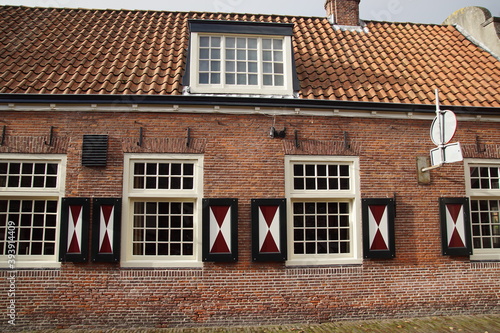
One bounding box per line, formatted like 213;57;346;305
1;108;499;330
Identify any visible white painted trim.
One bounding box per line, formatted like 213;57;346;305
121;154;204;268
3;103;500;123
464;158;500;260
188;33;294;96
284;155;362;266
0;154;67;268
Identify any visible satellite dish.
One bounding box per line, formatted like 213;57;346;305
430;110;457;146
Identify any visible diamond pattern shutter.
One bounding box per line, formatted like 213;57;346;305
440;197;472;256
82;135;108;167
91;198;121;262
251;199;287;262
59;198;90;262
202;198;238;262
362;198;395;259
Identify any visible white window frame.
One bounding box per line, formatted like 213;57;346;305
285;155;362;266
465;158;500;261
189;32;294;96
122;154;203;268
0;153;66;269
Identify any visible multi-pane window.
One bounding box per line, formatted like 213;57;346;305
132;201;194;256
293;164;350;191
188;20;295;96
292;201;351;255
0;162;58;188
466;162;500;259
197;35;285;88
133;162;194;190
0;155;65;268
470;200;500;250
470;166;500;190
0;199;58;256
123;155;202;268
286;157;361;265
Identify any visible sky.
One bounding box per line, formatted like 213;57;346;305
1;0;499;24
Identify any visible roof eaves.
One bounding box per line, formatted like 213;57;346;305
1;93;500;116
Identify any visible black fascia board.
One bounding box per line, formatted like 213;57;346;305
1;93;500;116
189;20;294;36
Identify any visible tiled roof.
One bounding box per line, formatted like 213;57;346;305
0;6;499;107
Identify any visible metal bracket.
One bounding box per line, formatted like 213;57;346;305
137;127;143;146
186;127;191;147
343;131;351;150
421;163;443;172
476;135;486;153
44;126;54;146
294;130;300;148
0;125;5;146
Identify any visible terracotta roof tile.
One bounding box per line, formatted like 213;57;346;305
0;6;499;107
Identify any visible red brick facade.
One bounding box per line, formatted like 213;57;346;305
1;107;499;330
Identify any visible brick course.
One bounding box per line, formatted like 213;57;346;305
1;108;499;330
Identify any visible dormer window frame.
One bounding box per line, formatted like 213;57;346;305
186;20;298;96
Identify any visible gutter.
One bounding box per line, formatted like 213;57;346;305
1;93;499;116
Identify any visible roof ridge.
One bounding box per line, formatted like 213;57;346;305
0;5;324;19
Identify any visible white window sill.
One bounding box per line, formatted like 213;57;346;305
470;253;500;261
286;257;363;267
0;261;61;269
121;260;203;269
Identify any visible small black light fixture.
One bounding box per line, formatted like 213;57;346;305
269;127;286;139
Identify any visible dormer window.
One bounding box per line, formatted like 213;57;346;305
186;20;297;96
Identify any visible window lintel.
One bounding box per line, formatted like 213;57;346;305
189;20;294;36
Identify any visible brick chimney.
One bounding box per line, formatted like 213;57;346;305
324;0;360;26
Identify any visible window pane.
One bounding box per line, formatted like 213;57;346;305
211;61;220;71
292;201;351;255
263;75;272;86
210;73;220;84
237;74;246;85
226;61;235;72
226;37;235;48
248;50;257;61
262;39;272;49
199;48;210;59
237;50;246;60
248;62;257;73
263;51;272;61
275;75;284;86
199;73;209;84
200;36;210;47
248;74;258;85
236;38;246;48
199;60;209;71
226;74;235;85
211;37;221;47
226;49;235;60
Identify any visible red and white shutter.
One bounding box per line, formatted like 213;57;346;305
92;198;121;262
440;198;472;256
203;199;238;262
362;198;395;259
252;199;287;262
59;198;90;262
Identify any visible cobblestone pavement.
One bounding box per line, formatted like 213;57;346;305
27;314;500;332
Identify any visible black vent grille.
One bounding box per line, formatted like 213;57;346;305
82;135;108;167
